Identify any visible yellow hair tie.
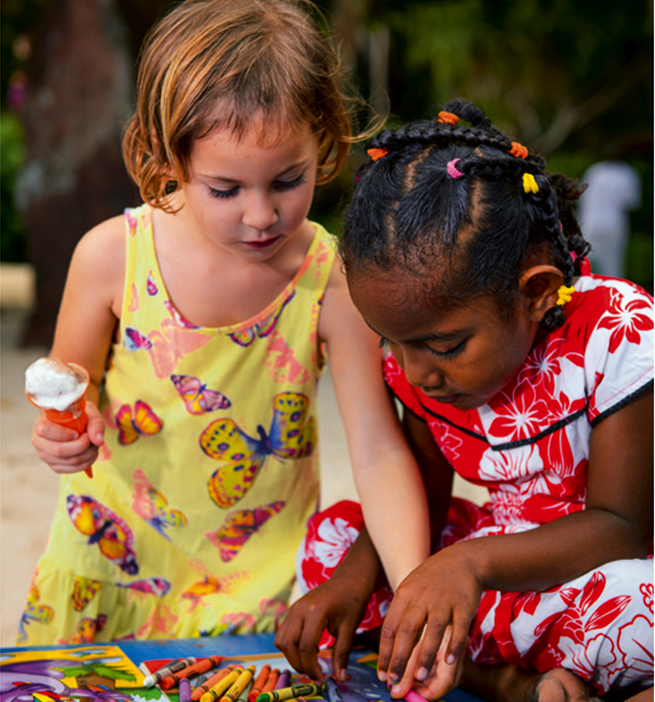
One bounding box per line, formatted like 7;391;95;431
523;173;539;194
556;285;575;306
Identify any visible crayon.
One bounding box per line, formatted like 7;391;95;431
144;658;198;687
324;677;344;702
236;680;254;702
191;671;215;689
201;668;244;702
248;664;271;702
256;683;323;702
404;692;429;702
259;669;280;696
161;656;225;690
220;665;256;702
274;671;291;690
180;678;192;702
192;665;237;701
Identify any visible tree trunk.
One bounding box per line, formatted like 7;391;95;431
15;0;139;348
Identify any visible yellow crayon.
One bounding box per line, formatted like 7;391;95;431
220;665;256;702
193;666;237;701
200;668;243;702
256;683;323;702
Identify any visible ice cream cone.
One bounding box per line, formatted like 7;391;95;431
25;360;93;478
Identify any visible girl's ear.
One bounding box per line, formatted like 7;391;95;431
518;265;565;322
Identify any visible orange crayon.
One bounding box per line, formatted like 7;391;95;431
161;656;225;690
259;669;280;696
248;665;271;702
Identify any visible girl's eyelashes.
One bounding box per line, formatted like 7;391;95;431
207;172;307;200
208;186;238;200
426;340;466;360
273;172;307;191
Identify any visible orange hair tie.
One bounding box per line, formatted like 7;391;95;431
367;147;387;162
437;111;459;125
509;141;528;159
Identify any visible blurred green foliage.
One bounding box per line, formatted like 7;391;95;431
0;111;26;262
2;0;652;287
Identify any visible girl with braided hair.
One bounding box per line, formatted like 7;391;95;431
275;101;653;701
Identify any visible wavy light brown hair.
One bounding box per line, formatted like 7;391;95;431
123;0;356;210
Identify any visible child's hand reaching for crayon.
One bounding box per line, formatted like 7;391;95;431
378;546;480;700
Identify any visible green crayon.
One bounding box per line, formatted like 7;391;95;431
256;683;323;702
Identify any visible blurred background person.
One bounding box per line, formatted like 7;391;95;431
578;151;642;278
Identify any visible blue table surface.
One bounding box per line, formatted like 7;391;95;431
1;634;484;702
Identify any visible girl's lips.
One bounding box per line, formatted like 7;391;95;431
242;235;281;249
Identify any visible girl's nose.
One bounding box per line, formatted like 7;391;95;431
398;347;443;389
242;192;278;231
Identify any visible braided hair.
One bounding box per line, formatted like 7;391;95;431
341;99;589;330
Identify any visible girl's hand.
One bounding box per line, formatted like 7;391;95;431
31;402;105;474
388;627;465;700
378;545;481;692
275;572;370;683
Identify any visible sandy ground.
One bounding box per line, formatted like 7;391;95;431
0;263;488;648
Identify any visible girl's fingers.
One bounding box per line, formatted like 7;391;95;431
445;613;470;666
331;622;355;682
378;606;423;684
389;643;421;698
414;616;448;677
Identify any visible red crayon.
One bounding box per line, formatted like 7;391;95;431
259;669;280;696
161;656;225;690
192;665;237;701
248;665;271;702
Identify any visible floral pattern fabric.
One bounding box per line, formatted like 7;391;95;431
299;271;654;693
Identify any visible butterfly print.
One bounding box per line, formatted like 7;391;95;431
116;400;164;445
228;291;295;346
66;494;139;575
125;326;153;351
206;501;285;561
200;392;315;508
71;576;101;611
147;271;158;296
18;583;54;642
131;468;187;539
116;577;171;597
170;374;231;415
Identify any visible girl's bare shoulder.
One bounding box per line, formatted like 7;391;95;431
68;213;127;306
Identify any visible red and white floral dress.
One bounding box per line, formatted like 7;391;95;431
298;269;654;695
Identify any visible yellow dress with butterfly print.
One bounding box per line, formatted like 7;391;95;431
20;204;334;645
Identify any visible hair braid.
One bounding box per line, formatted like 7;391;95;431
343;100;590;331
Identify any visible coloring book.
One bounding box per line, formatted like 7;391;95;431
0;645;170;702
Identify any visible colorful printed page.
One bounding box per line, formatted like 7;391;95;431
0;645;170;702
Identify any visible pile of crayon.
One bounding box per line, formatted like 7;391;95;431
143;657;328;702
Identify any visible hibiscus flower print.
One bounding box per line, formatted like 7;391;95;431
597;289;653;354
488;381;552;441
314;516;359;568
519;337;584;396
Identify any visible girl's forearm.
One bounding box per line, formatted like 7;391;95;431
455;507;649;594
354;447;431;591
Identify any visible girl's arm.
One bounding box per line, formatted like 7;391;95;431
379;389;654;699
318;262;431;590
31;216;125;473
